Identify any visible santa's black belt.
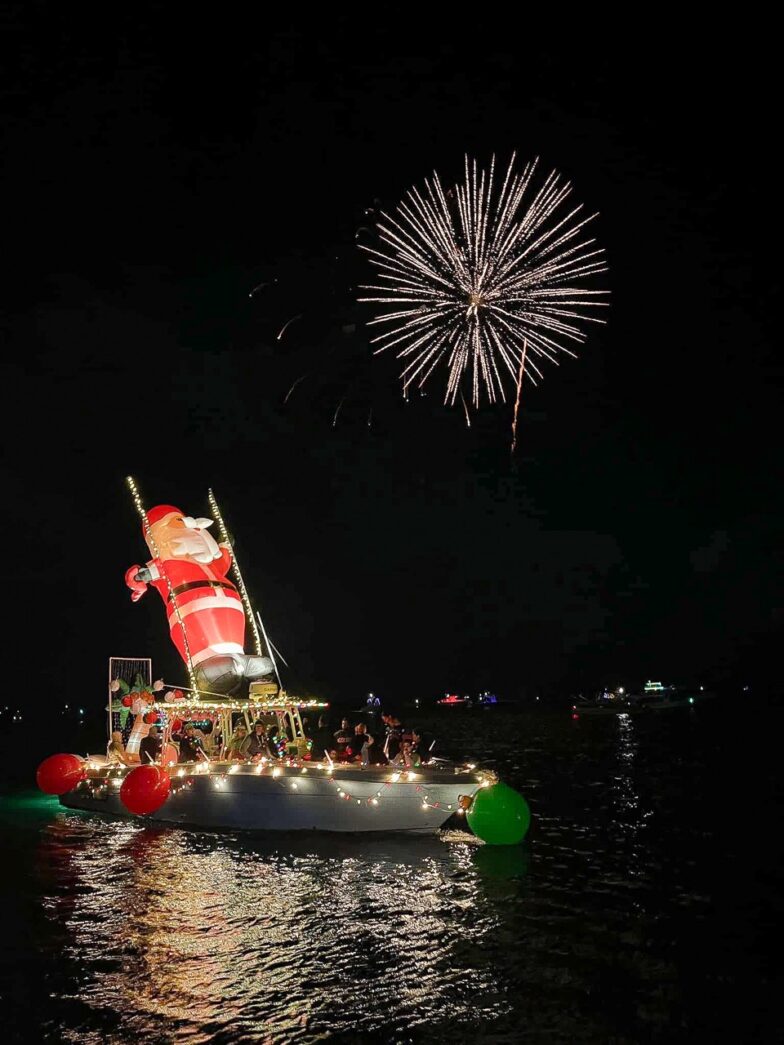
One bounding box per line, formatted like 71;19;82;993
167;580;236;601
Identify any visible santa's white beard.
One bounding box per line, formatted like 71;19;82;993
170;529;222;563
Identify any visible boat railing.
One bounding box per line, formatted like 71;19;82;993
85;756;484;783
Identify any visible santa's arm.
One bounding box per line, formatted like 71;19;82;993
124;560;162;602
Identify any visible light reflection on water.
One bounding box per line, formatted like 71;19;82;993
2;705;778;1043
35;816;518;1043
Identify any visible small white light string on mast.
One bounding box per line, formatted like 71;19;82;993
207;487;264;658
126;476;200;697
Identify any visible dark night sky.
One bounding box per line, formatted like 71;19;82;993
3;11;780;706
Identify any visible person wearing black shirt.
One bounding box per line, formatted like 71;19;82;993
177;724;207;764
310;715;335;760
354;722;385;765
244;721;271;760
381;713;404;761
139;726;162;765
333;718;354;761
412;729;436;763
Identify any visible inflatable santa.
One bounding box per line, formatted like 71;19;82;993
125;504;274;696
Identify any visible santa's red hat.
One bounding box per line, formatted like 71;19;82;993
145;505;183;530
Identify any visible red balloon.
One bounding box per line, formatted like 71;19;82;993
173;689;184;701
120;766;171;815
121;695;133;707
143;712;158;724
37;753;85;795
171;718;183;733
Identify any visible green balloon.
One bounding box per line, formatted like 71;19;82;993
466;781;531;845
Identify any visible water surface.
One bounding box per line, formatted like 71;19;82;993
1;704;780;1042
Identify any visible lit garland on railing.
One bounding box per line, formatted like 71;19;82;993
155;690;328;713
264;764;480;814
76;760;486;815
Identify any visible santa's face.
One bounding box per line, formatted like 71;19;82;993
147;511;222;564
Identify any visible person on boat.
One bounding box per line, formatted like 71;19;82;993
107;731;132;766
405;740;422;768
139;725;163;765
411;728;435;763
243;721;271;760
176;723;208;764
309;715;335;760
392;739;421;769
124;504;276;698
353;722;383;765
352;722;372;765
210;722;224;756
225;724;249;761
333;718;354;762
381;713;404;761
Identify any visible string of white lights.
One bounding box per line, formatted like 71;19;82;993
207;487;264;658
80;759;484;815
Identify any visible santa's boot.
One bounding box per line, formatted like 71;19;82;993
241;654;275;684
194;655;245;697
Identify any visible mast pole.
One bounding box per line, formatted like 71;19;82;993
106;664;113;749
256;610;283;690
207;488;265;658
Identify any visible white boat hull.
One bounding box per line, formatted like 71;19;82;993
60;762;485;834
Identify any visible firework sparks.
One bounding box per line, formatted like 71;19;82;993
283;373;309;404
358;154;608;411
510;339;527;455
248;277;277;298
276;313;303;341
459;390;472;429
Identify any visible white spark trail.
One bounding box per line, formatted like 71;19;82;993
276;314;303;341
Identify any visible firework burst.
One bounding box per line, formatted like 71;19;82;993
358;154;609;411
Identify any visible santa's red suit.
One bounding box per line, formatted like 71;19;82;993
125;504;246;670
